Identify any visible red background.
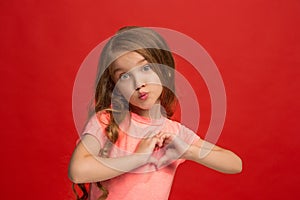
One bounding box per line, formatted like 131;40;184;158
1;0;299;199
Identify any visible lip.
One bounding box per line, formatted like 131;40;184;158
138;92;148;100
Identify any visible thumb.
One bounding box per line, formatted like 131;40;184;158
157;148;180;168
157;155;170;169
148;156;159;165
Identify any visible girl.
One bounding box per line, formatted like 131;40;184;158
68;26;242;200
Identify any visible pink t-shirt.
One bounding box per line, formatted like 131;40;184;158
81;112;199;200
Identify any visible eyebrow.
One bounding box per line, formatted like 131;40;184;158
112;58;147;75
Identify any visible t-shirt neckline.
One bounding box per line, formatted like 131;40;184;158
130;112;165;126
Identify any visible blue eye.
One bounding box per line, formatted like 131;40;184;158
142;64;151;72
120;73;130;80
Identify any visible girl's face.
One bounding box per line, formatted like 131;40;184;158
111;51;163;116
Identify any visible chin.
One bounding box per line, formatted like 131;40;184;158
131;102;157;111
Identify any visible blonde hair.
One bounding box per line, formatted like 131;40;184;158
74;26;177;200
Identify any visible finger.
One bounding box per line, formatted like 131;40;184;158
151;137;160;148
148;156;158;165
158;148;181;168
156;136;164;147
143;131;157;139
157;155;169;168
147;137;162;151
155;131;164;138
161;134;175;146
157;131;173;139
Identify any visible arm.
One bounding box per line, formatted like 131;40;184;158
156;133;242;174
183;138;242;174
68;134;159;183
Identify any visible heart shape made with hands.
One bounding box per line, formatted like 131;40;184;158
140;132;190;169
149;147;182;169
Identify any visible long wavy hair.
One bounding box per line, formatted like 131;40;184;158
73;26;177;200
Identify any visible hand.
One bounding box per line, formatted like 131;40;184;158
135;132;190;168
155;132;189;168
135;132;163;164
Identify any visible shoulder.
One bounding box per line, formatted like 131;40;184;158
95;110;111;124
81;111;110;141
83;111;110;130
163;118;182;133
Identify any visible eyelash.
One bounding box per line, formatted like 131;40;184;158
142;64;151;71
119;73;130;80
119;64;152;80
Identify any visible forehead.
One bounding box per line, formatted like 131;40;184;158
111;51;147;73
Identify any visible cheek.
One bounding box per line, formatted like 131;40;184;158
116;83;135;100
146;72;162;85
155;84;163;96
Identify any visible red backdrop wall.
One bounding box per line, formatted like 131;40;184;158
1;0;299;199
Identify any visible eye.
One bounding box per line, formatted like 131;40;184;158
142;64;151;72
120;73;130;80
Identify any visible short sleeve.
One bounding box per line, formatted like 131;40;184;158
176;125;200;165
79;112;109;147
178;125;200;145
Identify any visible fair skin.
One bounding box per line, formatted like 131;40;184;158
112;51;163;119
68;51;242;184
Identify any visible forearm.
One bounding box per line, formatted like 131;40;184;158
184;144;242;174
68;142;149;183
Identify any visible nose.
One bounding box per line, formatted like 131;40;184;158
135;83;145;91
133;74;146;91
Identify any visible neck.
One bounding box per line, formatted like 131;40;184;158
130;103;162;119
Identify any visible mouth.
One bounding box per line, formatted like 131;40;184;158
138;92;148;100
